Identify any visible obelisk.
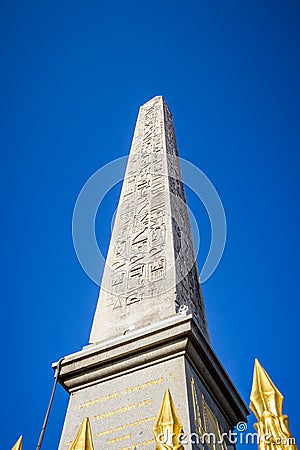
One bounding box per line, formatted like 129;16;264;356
55;96;248;449
90;96;209;344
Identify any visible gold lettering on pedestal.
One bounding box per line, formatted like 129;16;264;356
108;434;132;445
124;376;165;393
138;398;153;407
93;416;157;441
93;404;135;421
92;398;153;422
79;376;166;411
79;391;121;409
129;415;156;428
93;429;113;439
115;424;129;432
141;439;155;446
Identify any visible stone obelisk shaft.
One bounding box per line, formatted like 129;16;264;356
56;96;248;450
90;96;208;343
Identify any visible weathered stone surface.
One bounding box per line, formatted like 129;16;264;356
90;96;209;344
58;355;189;449
55;315;248;449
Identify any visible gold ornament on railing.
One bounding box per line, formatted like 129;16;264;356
153;388;184;449
250;359;297;450
11;436;22;450
69;417;95;450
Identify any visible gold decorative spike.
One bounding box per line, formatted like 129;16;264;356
69;417;95;450
250;359;297;450
11;436;22;450
153;388;184;449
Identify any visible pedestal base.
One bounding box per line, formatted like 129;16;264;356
54;315;248;449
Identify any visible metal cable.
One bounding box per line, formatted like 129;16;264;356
36;357;64;450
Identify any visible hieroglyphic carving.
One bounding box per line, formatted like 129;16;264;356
149;257;166;281
126;292;142;305
106;98;168;313
111;271;126;294
163;100;209;340
89;96;209;343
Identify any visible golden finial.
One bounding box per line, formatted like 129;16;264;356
153;388;184;449
69;417;95;450
11;436;22;450
250;359;297;450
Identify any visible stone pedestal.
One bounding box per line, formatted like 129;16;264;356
54;315;248;449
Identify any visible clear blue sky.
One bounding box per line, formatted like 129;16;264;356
1;1;299;448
